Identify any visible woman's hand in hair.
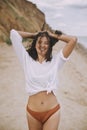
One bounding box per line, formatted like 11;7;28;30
47;31;58;39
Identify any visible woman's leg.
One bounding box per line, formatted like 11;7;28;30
43;109;61;130
26;111;42;130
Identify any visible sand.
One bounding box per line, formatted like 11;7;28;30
0;41;87;130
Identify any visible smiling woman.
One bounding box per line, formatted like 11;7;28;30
27;31;58;63
35;35;50;62
28;32;51;63
10;29;77;130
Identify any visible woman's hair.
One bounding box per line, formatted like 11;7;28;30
27;30;62;62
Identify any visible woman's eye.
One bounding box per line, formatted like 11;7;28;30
38;41;49;45
45;42;49;45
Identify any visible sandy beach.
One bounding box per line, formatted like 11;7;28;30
0;41;87;130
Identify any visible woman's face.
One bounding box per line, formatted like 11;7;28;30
35;36;50;57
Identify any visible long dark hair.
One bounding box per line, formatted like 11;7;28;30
27;30;62;61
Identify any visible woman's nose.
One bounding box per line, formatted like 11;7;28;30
41;42;45;47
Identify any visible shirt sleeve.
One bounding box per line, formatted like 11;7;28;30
10;29;28;68
55;49;69;70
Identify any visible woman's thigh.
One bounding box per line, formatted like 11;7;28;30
43;109;61;130
26;112;42;130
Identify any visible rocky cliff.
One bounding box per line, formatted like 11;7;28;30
0;0;51;42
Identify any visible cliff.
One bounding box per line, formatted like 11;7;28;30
0;0;51;42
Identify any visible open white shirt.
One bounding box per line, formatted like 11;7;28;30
10;29;69;97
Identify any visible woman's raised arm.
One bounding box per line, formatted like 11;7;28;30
47;30;77;58
17;31;38;39
57;34;77;58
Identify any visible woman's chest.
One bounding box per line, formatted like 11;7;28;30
25;59;57;82
28;60;52;75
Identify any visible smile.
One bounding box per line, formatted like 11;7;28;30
40;48;46;52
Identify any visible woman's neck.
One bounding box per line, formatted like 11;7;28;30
37;55;46;63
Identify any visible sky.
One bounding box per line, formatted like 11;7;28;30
27;0;87;37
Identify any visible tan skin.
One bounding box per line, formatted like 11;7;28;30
35;36;50;63
18;30;77;130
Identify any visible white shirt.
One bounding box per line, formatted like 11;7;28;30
10;29;69;97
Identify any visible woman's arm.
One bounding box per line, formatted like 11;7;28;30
57;34;77;58
17;31;38;39
48;31;77;58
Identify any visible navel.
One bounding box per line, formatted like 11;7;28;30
41;101;44;104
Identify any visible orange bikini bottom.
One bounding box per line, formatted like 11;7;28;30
26;104;60;124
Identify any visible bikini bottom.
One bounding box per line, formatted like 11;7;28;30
26;104;60;124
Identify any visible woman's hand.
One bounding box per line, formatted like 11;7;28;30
47;31;58;39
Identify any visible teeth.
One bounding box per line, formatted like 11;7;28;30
41;49;45;51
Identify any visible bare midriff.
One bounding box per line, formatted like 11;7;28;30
27;91;59;112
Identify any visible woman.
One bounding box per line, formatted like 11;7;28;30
10;29;77;130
